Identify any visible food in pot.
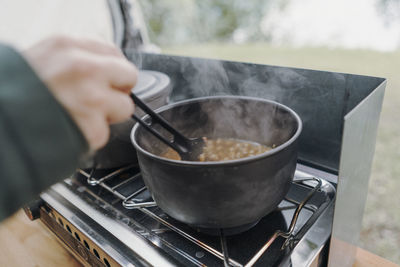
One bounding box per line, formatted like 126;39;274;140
162;138;273;161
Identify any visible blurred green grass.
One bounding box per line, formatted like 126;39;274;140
163;43;400;263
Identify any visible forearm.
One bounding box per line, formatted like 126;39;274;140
0;44;87;221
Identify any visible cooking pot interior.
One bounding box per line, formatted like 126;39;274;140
135;97;300;158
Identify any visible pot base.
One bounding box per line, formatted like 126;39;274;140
192;220;260;236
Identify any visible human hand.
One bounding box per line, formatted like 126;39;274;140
23;36;137;150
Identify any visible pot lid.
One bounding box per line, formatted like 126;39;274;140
132;70;171;101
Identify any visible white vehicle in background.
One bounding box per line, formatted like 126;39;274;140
107;0;160;53
0;0;158;52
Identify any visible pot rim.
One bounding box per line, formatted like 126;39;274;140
131;95;302;166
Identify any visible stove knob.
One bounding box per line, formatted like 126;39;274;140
23;199;44;221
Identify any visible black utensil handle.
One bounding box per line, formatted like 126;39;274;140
130;93;187;141
131;114;187;154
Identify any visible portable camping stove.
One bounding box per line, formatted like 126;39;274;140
25;164;336;267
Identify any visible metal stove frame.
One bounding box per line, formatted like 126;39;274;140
26;165;336;267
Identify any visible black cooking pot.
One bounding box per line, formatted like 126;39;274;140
131;96;302;229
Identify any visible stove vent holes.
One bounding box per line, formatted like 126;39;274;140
56;216;83;246
74;232;81;241
55;215;113;266
93;248;113;267
83;240;90;250
93;248;100;258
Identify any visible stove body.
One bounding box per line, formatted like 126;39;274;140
25;1;386;266
31;164;336;267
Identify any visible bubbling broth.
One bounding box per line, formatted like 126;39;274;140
161;138;273;162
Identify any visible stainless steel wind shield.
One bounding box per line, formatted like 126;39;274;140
329;81;386;266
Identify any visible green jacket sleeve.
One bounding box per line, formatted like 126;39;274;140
0;44;88;221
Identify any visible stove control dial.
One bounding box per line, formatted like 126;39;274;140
23;199;44;220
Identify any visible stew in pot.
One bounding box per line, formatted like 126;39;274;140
162;138;273;162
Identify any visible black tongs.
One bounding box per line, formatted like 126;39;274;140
130;93;204;161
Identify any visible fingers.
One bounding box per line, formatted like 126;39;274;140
49;35;124;58
68;87;134;150
70;37;137;91
67;44;138;93
102;89;135;124
97;56;138;93
73;38;124;58
50;36;137;92
74;114;110;150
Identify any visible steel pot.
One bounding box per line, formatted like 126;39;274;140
82;70;171;169
131;96;302;229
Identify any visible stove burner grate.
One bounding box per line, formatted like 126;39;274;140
77;165;331;267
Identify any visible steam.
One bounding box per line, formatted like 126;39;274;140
130;53;356;171
172;59;305;145
132;54;351;157
180;59;230;97
172;56;346;141
132;56;304;151
129;51;143;69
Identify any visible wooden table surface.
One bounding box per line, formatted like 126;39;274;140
0;210;398;267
